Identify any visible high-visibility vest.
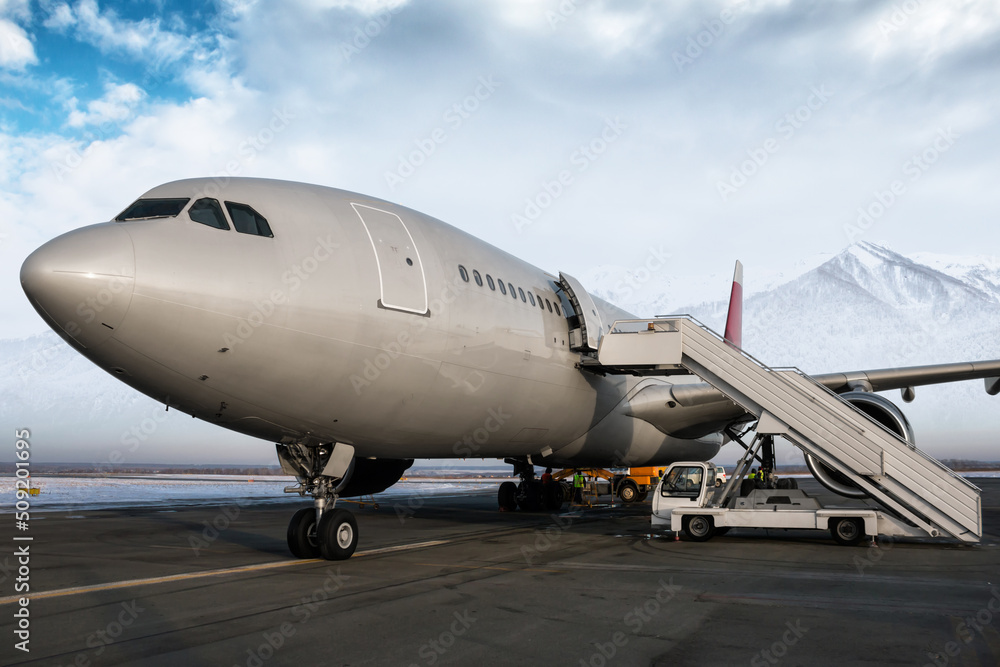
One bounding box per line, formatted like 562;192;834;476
573;474;583;488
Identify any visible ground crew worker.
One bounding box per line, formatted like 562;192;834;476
573;471;584;503
541;467;553;485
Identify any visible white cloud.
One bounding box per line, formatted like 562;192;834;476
295;0;408;13
0;0;31;21
861;0;1000;63
46;0;204;74
0;19;36;70
66;81;145;128
41;1;75;31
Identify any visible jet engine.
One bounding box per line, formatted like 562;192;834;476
805;391;914;498
339;457;414;497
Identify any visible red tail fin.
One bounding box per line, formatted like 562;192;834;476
724;260;743;348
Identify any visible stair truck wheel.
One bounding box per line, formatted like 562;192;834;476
682;514;715;542
830;517;864;546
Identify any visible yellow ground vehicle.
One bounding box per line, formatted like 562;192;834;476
611;466;665;503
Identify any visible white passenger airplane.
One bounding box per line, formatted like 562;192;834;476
20;178;1000;559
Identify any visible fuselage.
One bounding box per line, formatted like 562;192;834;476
21;178;725;466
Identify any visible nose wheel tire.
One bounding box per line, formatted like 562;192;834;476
318;508;359;560
287;507;320;559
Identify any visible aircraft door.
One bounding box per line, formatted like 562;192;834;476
352;203;429;315
558;272;604;353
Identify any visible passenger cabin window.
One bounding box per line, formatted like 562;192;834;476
528;292;536;306
473;270;483;287
659;466;704;498
459;265;469;282
498;280;507;295
508;283;517;299
545;298;553;313
225;201;273;237
486;274;496;290
188;198;230;230
115;198;190;221
518;287;526;303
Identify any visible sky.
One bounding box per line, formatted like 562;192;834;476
1;0;999;464
2;0;1000;340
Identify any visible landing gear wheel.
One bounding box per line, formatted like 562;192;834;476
618;480;639;503
318;508;359;560
682;515;715;542
287;507;320;559
498;481;518;511
830;517;864;546
516;482;542;512
543;483;564;511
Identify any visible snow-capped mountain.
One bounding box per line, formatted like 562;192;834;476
584;241;1000;460
2;242;998;463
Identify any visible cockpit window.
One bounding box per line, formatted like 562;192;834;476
115;198;190;221
225;201;273;237
188;198;230;230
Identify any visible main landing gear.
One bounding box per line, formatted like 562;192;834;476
498;458;564;512
277;443;360;560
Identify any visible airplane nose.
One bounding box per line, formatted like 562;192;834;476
21;223;136;349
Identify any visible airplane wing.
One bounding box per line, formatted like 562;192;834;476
813;361;1000;397
665;360;1000;408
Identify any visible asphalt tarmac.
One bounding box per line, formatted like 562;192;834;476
3;479;1000;666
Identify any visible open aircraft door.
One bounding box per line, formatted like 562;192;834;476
558;272;605;353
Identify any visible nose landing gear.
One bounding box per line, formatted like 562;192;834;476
278;443;360;560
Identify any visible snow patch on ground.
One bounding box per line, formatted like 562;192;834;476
1;475;500;512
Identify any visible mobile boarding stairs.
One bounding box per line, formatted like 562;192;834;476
588;317;982;544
